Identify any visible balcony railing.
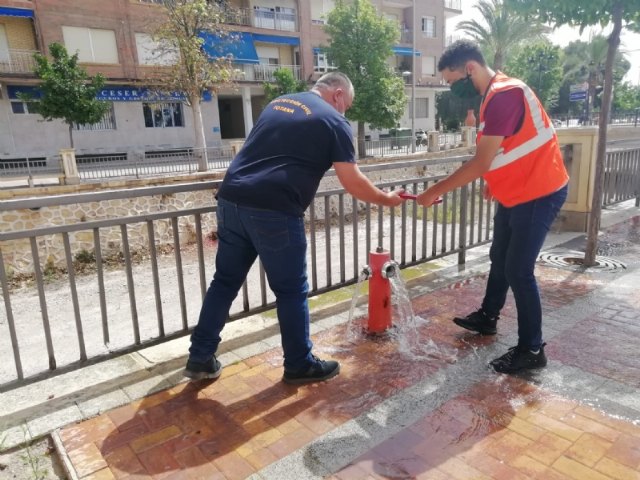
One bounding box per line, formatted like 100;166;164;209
0;49;38;74
444;0;462;10
223;6;297;31
234;64;301;82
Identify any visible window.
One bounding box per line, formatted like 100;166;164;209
422;16;436;38
313;51;336;73
74;104;116;130
135;33;178;66
422;56;436;76
10;99;39;114
310;0;335;24
143;102;184;128
62;26;118;63
408;98;429;118
256;46;279;65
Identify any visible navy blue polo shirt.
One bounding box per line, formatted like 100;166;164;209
217;91;355;216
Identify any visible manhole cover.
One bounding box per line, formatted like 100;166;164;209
538;250;627;272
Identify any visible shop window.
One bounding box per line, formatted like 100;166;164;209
74;104;116;130
143;102;184;128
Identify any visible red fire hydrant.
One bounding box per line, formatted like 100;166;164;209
363;247;398;334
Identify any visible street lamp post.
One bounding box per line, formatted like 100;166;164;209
410;0;416;153
527;51;552;97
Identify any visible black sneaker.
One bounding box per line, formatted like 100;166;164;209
282;355;340;385
453;309;498;335
184;355;222;380
490;343;547;374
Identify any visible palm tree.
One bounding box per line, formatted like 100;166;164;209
456;0;549;70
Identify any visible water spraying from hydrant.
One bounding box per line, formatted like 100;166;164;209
360;246;399;334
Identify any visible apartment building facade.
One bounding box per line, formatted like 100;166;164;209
0;0;461;161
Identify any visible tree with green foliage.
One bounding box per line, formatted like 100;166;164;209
508;0;640;265
263;69;308;105
150;0;237;171
435;91;481;131
22;42;109;149
612;81;640;111
505;42;562;108
559;35;629;115
457;0;549;70
324;0;407;158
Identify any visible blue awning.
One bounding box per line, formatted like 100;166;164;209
0;7;34;18
253;34;300;46
199;31;259;64
393;46;421;57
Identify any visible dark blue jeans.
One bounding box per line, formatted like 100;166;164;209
189;198;313;372
481;185;568;350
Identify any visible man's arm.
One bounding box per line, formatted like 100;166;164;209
416;134;504;207
333;162;404;207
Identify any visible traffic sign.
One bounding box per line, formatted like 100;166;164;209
569;91;587;102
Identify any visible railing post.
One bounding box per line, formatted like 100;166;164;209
458;184;468;265
428;131;440;152
26;157;34;188
59;148;80;185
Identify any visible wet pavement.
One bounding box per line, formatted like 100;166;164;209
54;215;640;479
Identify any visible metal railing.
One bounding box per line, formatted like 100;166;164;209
234;63;301;82
0;157;62;182
0;49;38;74
552;110;640;128
223;6;297;31
603;147;640;206
444;0;462;10
0;156;498;390
75;147;233;181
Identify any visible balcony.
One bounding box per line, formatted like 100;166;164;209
234;64;301;82
223;6;297;32
444;0;462;17
0;49;37;74
444;0;462;10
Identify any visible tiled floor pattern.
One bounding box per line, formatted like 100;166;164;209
330;377;640;480
57;220;640;479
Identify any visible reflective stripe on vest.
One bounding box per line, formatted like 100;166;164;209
480;77;556;171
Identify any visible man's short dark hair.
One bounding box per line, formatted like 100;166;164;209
438;40;486;72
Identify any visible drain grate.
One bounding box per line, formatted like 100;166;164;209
538;250;627;272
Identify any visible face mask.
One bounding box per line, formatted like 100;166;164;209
450;74;478;99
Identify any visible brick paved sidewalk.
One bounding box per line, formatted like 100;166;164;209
56;218;640;480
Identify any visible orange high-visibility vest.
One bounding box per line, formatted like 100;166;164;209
478;73;569;207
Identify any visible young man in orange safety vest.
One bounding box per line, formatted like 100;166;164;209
417;40;569;374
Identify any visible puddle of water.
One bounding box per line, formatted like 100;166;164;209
343;269;457;363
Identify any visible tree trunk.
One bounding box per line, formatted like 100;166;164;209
191;96;208;172
357;121;366;159
68;124;74;149
584;2;622;266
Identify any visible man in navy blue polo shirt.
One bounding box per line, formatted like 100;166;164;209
185;72;404;384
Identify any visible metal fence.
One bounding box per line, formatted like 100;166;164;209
603;147;640;206
363;132;463;158
0;157;498;391
0;156;62;181
76;147;234;181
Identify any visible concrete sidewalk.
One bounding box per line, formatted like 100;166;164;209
4;202;640;479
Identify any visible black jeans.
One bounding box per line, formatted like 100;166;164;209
481;185;568;349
